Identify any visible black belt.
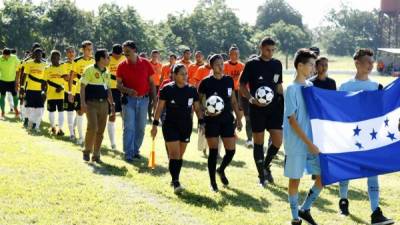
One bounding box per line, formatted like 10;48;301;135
87;98;107;102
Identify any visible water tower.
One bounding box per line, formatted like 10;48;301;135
379;0;400;47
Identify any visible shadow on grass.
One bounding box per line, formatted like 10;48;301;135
88;161;129;177
221;186;270;212
177;190;221;210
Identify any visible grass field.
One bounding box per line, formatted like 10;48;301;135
1;75;400;225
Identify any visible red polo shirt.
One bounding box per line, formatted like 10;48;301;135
116;57;155;96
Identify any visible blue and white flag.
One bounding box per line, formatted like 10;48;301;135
302;79;400;185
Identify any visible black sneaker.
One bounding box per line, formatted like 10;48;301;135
92;156;102;164
210;181;219;193
339;198;349;216
371;207;394;225
57;129;65;136
299;209;318;225
23;118;28;128
216;168;229;186
264;166;275;184
292;219;302;225
133;154;142;159
83;153;90;162
259;178;268;188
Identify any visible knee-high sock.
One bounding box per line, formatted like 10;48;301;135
76;115;83;139
264;144;279;168
25;107;33;124
49;111;55;128
208;149;218;184
12;95;18;110
253;144;265;180
35;108;44;129
219;150;235;172
20;104;26;120
169;159;180;182
67;111;75;136
289;194;299;220
0;94;5;113
58;111;64;129
107;121;116;146
177;159;183;181
339;180;349;199
301;185;322;211
7;93;14;109
368;176;379;212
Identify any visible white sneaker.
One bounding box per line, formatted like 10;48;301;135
77;138;84;146
69;135;75;141
245;140;254;148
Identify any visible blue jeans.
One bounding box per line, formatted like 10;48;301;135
122;96;149;159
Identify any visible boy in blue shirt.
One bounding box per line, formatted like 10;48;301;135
338;48;393;225
284;49;321;225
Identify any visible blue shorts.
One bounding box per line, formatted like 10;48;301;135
284;153;320;179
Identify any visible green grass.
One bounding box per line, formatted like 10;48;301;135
1;74;400;225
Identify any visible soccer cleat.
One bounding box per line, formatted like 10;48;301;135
210;182;219;193
133;154;142;159
69;135;75;141
264;166;275;184
111;144;117;150
339;198;349;216
299;209;318;225
57;129;65;136
259;179;268;188
216;168;229;186
173;181;184;194
91;156;102;164
245;140;253;148
83;153;90;162
291;219;302;225
51;127;57;135
77;138;84;147
371;207;394;225
23;118;29;128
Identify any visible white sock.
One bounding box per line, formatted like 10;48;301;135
58;111;64;129
67;111;75;136
7;93;14;109
76;115;83;140
20;104;26;120
49;112;55;128
26;107;33;125
35;108;44;129
108;121;116;146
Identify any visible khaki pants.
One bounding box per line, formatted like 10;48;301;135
84;100;109;157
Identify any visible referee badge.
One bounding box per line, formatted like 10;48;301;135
188;98;193;106
95;72;100;79
273;74;280;83
227;88;232;97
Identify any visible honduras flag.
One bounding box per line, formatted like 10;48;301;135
302;79;400;185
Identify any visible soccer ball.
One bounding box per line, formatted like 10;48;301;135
206;95;224;115
255;86;274;105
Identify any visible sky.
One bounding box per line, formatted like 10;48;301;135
0;0;380;28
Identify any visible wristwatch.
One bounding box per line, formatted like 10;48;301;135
249;97;255;104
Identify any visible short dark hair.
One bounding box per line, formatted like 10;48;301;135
10;48;16;54
112;44;123;55
229;44;239;52
169;54;177;59
2;48;11;55
65;46;74;52
294;48;317;69
353;48;374;60
183;48;191;54
209;54;223;67
309;47;320;56
151;50;160;55
316;57;328;66
95;49;108;62
31;42;41;51
172;63;186;75
33;48;43;54
122;40;137;50
81;40;92;49
195;51;203;55
260;37;276;47
50;50;61;58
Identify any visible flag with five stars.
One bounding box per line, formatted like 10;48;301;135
302;79;400;185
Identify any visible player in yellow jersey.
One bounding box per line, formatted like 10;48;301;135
62;46;76;140
69;41;94;145
20;48;47;133
106;44;125;150
44;50;68;136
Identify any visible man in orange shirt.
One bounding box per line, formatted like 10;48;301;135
160;54;177;84
187;51;204;85
178;48;192;70
149;50;162;122
224;45;245;100
193;55;212;87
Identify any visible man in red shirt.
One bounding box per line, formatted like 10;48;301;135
116;40;156;162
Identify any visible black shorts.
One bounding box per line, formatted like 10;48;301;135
63;93;74;111
74;94;81;111
0;80;17;96
205;112;235;138
47;99;64;112
111;89;122;113
249;97;283;132
162;121;193;143
25;90;45;108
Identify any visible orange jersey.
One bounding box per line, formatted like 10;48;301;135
161;64;173;82
187;63;204;85
178;59;192;70
224;61;244;90
150;61;162;86
193;65;212;86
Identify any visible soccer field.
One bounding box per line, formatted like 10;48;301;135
1;74;399;225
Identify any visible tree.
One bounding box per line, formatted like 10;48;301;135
263;20;311;69
256;0;303;30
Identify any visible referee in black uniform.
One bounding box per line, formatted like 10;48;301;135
239;37;284;187
151;64;204;194
198;54;243;193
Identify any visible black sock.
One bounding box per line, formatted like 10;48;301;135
253;144;265;180
219;150;235;172
169;159;179;182
264;145;279;168
208;149;218;184
177;159;183;181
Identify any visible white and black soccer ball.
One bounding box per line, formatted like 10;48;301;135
206;95;224;115
255;86;274;105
